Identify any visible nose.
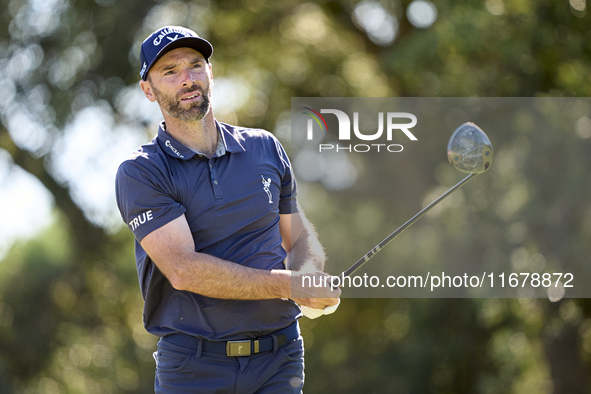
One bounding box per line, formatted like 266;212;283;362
181;68;195;86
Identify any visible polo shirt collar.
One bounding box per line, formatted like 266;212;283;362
156;120;245;160
157;122;195;160
216;120;246;154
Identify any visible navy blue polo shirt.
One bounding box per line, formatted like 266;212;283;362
115;120;301;341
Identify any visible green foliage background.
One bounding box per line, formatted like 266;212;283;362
1;0;591;393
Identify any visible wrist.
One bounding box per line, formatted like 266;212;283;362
270;269;292;299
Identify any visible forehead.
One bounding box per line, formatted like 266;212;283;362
152;47;206;70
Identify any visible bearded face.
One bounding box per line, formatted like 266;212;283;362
151;81;212;122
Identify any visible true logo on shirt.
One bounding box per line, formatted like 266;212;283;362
261;175;273;203
129;210;153;231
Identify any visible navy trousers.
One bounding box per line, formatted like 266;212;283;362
154;335;305;393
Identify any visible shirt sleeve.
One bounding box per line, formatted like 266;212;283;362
273;137;298;215
115;159;186;242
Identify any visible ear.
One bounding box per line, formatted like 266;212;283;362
140;80;157;102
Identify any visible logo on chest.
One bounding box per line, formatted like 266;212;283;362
261;175;273;204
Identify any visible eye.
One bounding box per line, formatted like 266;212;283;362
164;70;174;76
192;63;202;69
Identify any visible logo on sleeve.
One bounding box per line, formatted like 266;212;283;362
129;210;153;231
261;175;273;203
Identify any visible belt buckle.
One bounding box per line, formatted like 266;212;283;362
226;340;251;357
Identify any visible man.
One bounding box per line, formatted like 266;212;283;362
115;26;341;393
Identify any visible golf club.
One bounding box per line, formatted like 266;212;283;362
343;122;493;277
343;122;493;276
301;122;493;318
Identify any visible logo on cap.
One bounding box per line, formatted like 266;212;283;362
140;62;147;79
140;26;213;81
153;27;189;46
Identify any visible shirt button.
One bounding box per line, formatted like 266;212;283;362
213;180;219;185
198;155;203;158
209;163;212;168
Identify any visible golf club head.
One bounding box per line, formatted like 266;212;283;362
447;122;493;174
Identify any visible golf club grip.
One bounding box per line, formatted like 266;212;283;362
342;173;477;277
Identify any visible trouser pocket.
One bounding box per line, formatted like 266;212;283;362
155;340;194;373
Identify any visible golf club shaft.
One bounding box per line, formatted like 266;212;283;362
342;173;477;277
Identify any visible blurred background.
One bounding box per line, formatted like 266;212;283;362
0;0;590;393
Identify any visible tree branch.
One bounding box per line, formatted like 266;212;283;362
0;126;106;258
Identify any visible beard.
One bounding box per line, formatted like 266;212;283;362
152;83;212;122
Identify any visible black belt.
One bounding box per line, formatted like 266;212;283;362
162;321;299;357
